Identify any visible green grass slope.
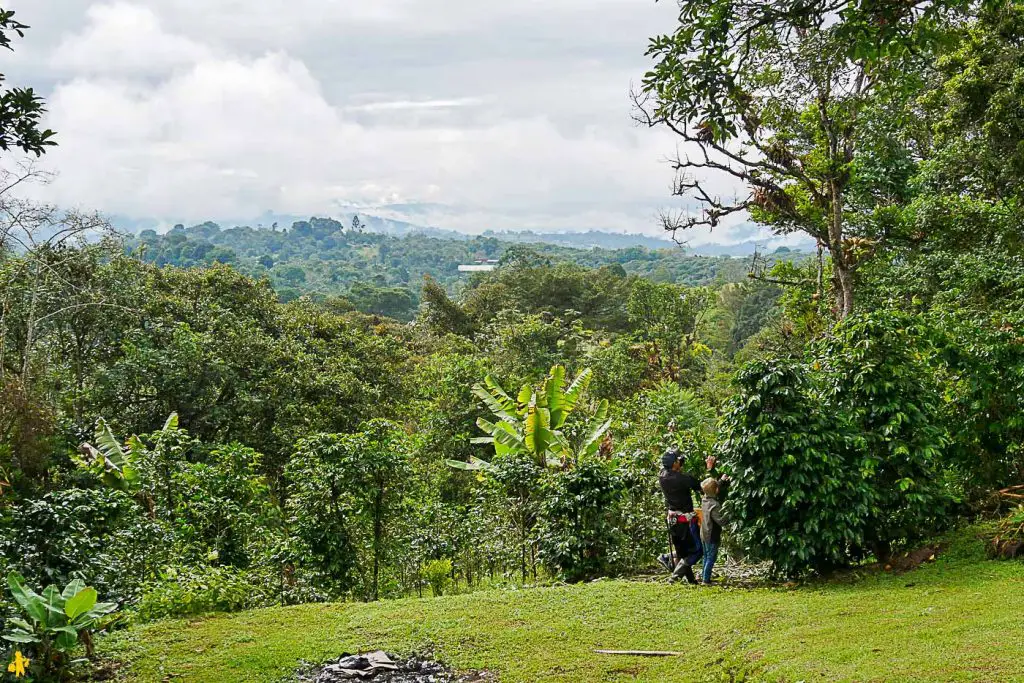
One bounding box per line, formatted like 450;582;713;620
106;532;1023;683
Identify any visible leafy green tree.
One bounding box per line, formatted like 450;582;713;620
919;2;1024;203
287;420;412;601
861;247;1024;491
347;282;417;321
536;456;623;581
0;487;168;607
498;245;548;269
583;337;650;400
450;365;613;581
637;0;954;316
455;365;610;472
816;311;956;559
275;264;307;287
627;279;712;383
0;9;56;157
419;276;476;337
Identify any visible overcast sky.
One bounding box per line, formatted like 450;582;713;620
3;0;779;245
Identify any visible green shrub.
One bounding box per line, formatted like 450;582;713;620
719;359;873;577
536;457;623;581
0;488;170;607
286;420;412;601
818;311;958;558
3;572;120;682
421;559;452;597
136;565;268;621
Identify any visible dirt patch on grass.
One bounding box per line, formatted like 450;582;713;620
882;544;944;573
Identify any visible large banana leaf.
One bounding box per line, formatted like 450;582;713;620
577;416;613;459
61;579;86;601
41;585;65;627
544;366;568;427
524;395;557;465
93;418;128;468
472;381;518;423
64;587;98;621
445;456;498;472
7;573;46;623
82;418;139;489
516;383;533;408
493;422;525;448
484;375;520;414
563;368;592;414
475;416;499;437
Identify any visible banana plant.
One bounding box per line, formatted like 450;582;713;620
3;572;120;678
75;413;178;490
448;365;611;471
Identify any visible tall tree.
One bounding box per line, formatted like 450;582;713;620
637;0;954;316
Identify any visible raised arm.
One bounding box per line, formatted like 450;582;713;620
705;456;731;496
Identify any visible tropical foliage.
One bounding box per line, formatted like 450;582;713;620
3;573;118;681
2;3;1024;678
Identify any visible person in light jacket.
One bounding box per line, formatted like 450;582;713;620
700;477;728;585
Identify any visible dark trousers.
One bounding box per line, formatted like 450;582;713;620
670;519;703;583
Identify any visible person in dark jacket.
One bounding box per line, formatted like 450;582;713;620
658;447;704;583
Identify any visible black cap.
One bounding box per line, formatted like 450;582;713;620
662;447;680;469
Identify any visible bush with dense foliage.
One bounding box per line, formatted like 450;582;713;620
718;360;871;577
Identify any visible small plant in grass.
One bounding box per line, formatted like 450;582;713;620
2;572;119;681
988;505;1024;559
421;559;452;597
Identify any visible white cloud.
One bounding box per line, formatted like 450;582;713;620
50;3;213;76
5;0;771;243
42;49;681;225
344;98;488;113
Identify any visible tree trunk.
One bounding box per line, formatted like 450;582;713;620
827;180;854;318
816;240;824;301
372;488;383;601
20;262;41;382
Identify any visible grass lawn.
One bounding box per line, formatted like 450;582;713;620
105;531;1024;682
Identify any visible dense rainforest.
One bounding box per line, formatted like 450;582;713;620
1;0;1023;680
123;222;794;320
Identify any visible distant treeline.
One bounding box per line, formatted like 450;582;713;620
126;219;803;320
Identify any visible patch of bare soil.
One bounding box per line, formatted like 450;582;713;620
880;544;943;573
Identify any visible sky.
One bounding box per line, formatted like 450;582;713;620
3;0;787;246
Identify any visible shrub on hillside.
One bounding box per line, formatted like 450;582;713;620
536;457;623;581
719;360;872;577
136;565;271;621
817;311;958;559
0;488;170;607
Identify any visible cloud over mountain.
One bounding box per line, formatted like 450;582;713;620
5;0;777;245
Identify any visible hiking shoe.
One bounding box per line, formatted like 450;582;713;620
656;554;673;572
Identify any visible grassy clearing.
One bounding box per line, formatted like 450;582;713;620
105;530;1024;683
